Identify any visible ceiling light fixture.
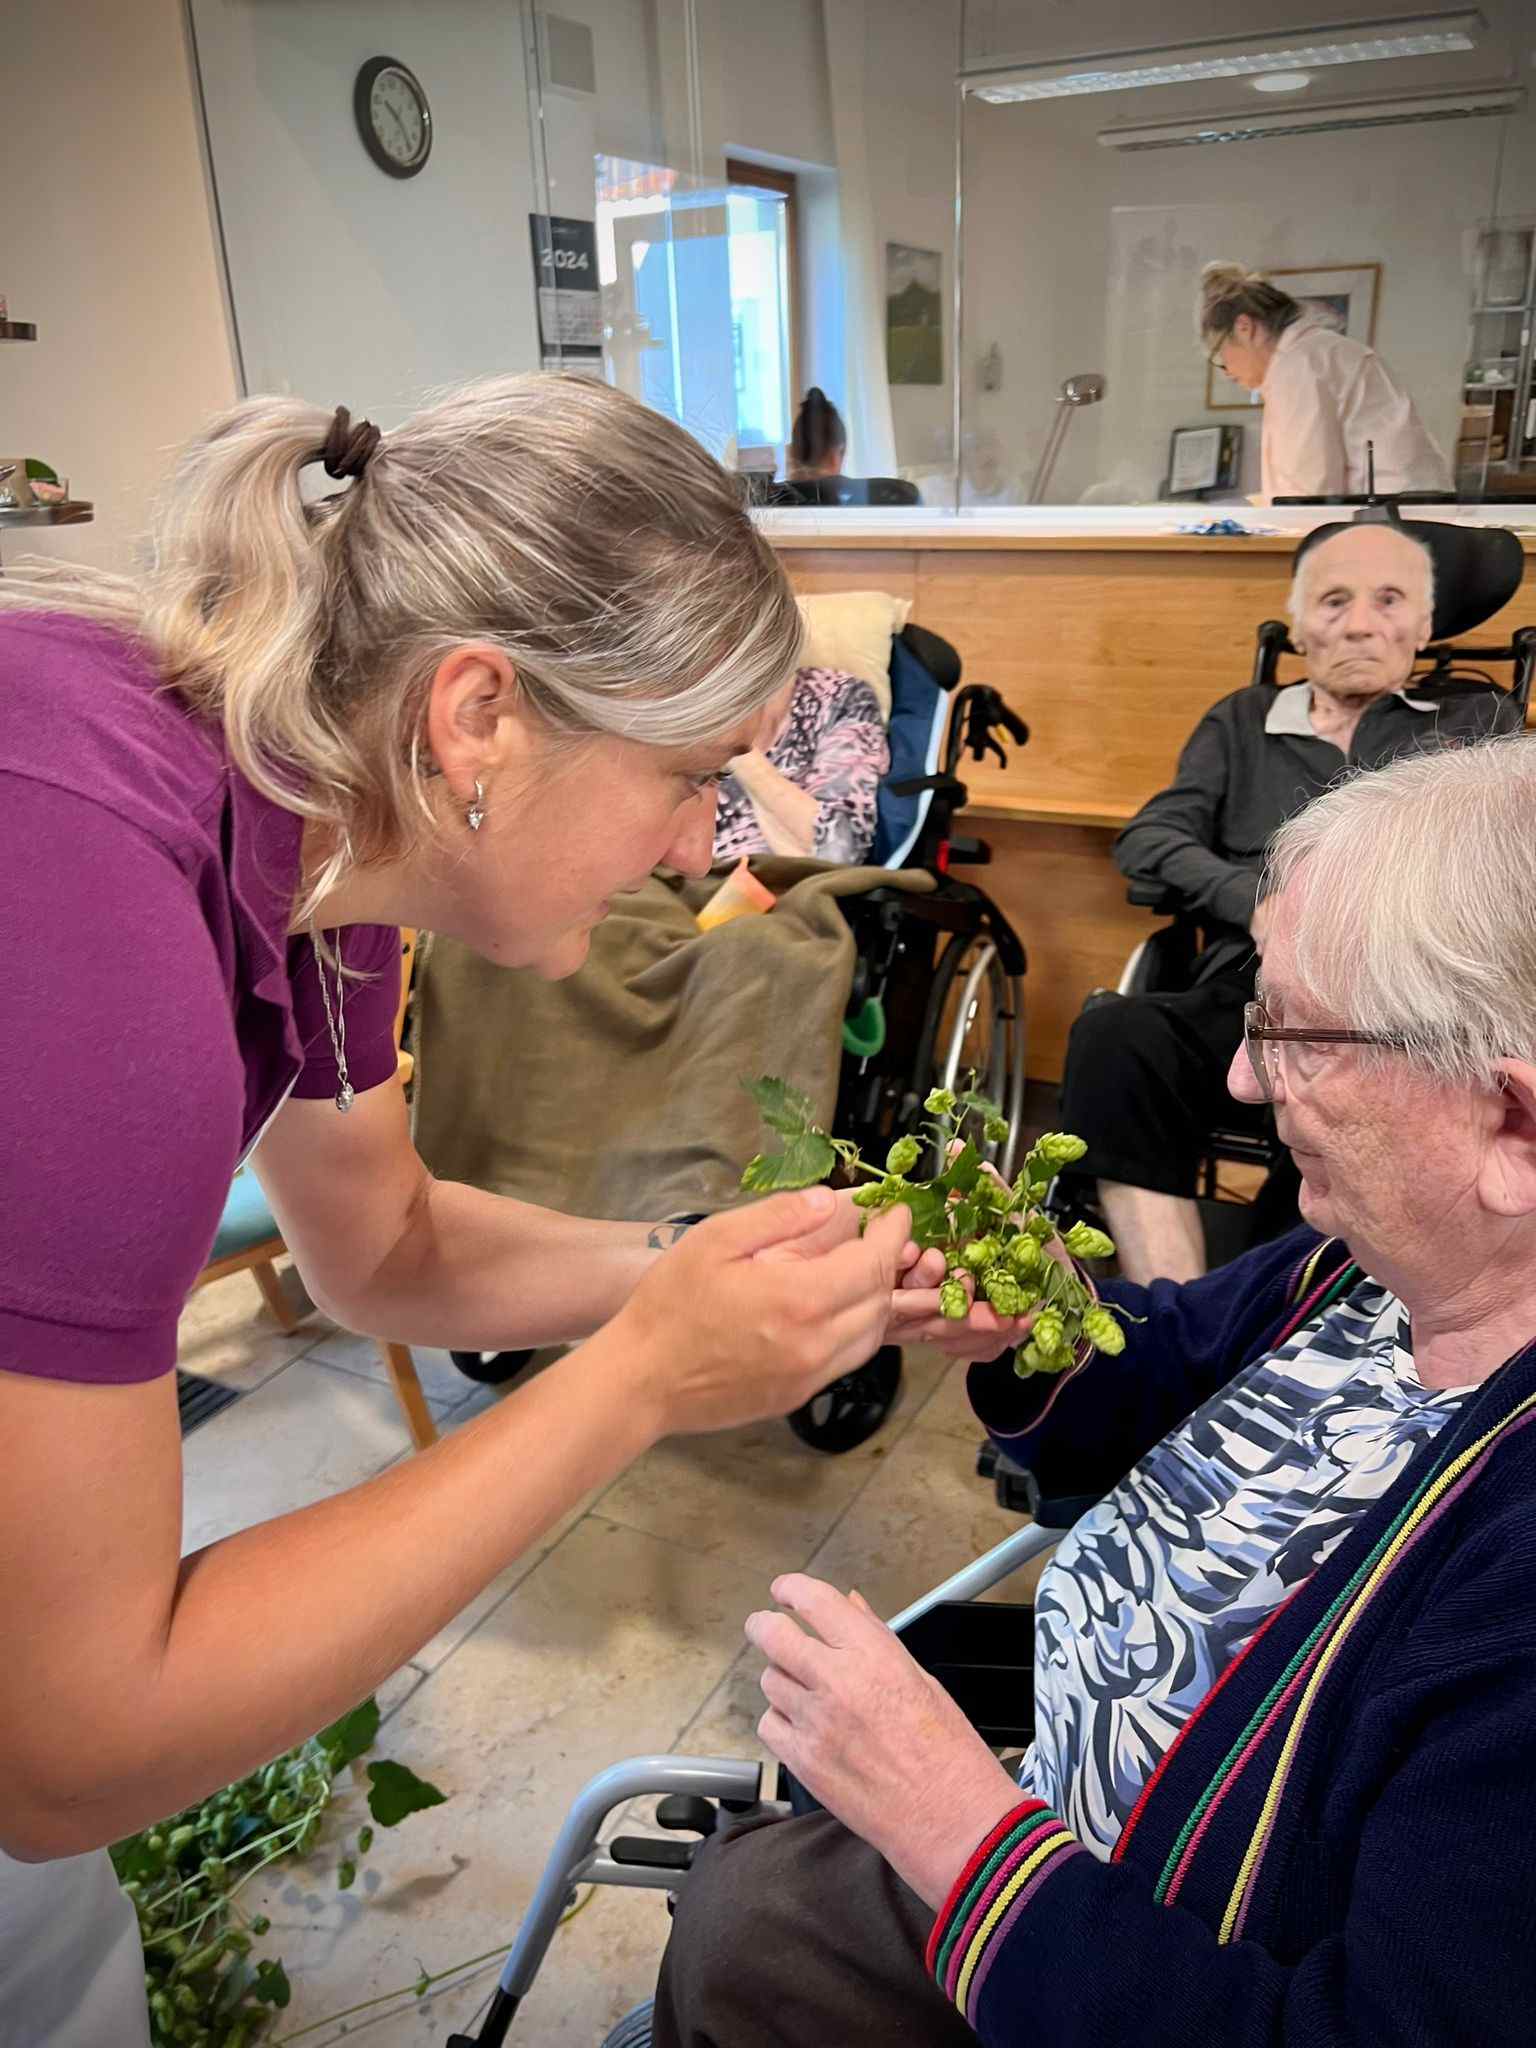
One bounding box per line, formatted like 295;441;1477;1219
1252;71;1314;92
963;11;1482;105
1096;81;1521;148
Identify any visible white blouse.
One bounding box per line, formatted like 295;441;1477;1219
1260;313;1452;503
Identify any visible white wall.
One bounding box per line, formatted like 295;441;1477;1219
1;0;238;570
188;0;544;418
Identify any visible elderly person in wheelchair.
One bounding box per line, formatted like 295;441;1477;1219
1059;517;1523;1286
588;734;1536;2048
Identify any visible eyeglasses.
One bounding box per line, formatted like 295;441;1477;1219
1242;998;1405;1103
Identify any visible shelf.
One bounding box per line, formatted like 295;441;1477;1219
0;319;38;342
0;501;94;528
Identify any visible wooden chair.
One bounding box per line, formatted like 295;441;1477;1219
190;929;438;1451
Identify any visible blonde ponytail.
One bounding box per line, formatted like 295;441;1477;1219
1;375;802;900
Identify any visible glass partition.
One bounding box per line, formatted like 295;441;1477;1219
957;0;1536;506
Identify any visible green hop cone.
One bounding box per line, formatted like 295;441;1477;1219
1032;1308;1067;1363
1026;1213;1055;1244
983;1272;1025;1318
983;1115;1010;1146
1081;1305;1127;1356
1006;1232;1043;1277
1032;1131;1089;1172
885;1135;921;1175
957;1235;1000;1274
924;1086;957;1115
1014;1341;1044;1377
938;1278;970;1321
851;1181;889;1209
1062;1221;1115;1262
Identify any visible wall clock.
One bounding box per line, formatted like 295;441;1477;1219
354;56;432;179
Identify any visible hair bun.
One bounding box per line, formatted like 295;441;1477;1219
1200;260;1262;294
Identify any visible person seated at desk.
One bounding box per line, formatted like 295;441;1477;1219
1059;519;1520;1285
712;665;888;865
787;386;846;481
1200;261;1452;503
647;735;1536;2048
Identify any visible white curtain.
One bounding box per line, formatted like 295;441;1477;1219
820;0;898;476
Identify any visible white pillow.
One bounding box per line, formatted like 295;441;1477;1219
795;591;913;719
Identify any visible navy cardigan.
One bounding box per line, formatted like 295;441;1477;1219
928;1227;1536;2046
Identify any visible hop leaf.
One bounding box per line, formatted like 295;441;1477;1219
1082;1305;1127;1356
740;1130;837;1193
1015;1341;1044;1376
366;1760;448;1828
938;1279;970;1320
744;1075;819;1138
983;1115;1010;1145
925;1087;957;1115
1062;1222;1115;1262
318;1696;381;1770
885;1135;921;1175
337;1857;357;1891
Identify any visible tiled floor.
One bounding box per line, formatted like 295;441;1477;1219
178;1266;1037;2045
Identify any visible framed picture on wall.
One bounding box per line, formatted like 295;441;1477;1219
1205;262;1382;410
886;244;943;385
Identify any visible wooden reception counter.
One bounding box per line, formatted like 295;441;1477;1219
765;513;1536;1080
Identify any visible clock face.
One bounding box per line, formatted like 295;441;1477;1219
355;58;432;178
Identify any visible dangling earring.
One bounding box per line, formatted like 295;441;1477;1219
466;779;486;832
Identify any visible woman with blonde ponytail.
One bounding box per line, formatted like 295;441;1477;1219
0;374;1003;2045
1198;259;1450;502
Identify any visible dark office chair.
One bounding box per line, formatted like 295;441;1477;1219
757;475;921;508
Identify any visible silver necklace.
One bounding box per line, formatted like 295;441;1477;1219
309;921;354;1113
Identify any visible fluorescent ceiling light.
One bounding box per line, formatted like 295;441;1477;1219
1252;71;1314;92
1097;82;1521;148
964;11;1482;105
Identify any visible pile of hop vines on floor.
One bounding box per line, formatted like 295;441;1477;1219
113;1697;447;2047
741;1077;1125;1376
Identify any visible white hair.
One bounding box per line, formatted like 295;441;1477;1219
1286;524;1435;629
1264;734;1536;1088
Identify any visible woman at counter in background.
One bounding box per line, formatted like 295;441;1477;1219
1199;262;1452;504
787;387;847;481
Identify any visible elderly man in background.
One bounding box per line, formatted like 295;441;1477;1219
1059;519;1521;1284
646;733;1536;2048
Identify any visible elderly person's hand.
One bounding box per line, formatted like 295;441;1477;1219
748;1574;1023;1909
758;1188;1029;1364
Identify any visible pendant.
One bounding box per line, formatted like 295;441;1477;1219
336;1082;355;1114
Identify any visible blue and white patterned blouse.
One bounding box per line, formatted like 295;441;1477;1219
1017;1283;1468;1856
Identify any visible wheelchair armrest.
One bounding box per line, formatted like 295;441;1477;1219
1126;878;1180;912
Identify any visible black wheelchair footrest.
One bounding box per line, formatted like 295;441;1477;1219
897;1600;1035;1750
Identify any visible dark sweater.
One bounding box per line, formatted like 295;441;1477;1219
1113;683;1521;975
933;1230;1536;2046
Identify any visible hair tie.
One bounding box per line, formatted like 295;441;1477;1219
320;405;382;482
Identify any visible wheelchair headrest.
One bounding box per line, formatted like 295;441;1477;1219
899;622;962;692
1293;518;1524;641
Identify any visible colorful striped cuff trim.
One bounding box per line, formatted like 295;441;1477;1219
927;1802;1083;2021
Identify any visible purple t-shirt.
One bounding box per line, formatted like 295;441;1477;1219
0;613;402;1385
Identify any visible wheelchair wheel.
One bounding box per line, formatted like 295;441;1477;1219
923;934;1025;1181
600;2003;654;2048
786;1346;902;1454
449;1348;535;1386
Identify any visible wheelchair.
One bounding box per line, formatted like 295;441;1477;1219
447;621;1031;1456
440;1480;1077;2048
1075;512;1535;1254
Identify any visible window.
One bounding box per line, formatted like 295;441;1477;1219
595;154;799;471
